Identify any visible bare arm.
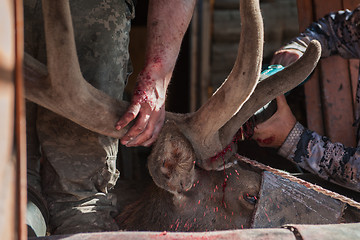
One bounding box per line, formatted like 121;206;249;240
116;0;196;147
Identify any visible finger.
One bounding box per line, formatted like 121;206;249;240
271;50;300;67
141;128;160;147
141;111;165;147
270;55;282;65
283;56;297;66
129;123;156;147
126;106;165;147
115;103;141;130
271;51;288;65
275;95;288;110
120;109;151;146
125;122;153;147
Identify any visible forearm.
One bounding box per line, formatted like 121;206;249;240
143;0;196;87
279;122;360;192
116;0;196;146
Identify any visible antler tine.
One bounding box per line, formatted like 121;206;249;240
187;0;263;140
220;40;322;144
24;0;130;138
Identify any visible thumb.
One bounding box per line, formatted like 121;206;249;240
275;95;288;111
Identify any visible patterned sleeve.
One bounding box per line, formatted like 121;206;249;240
282;6;360;59
278;122;360;192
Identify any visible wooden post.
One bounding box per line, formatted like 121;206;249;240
14;0;27;239
190;0;213;111
297;0;325;136
190;2;199;112
0;0;17;239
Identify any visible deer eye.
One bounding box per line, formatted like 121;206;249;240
244;194;258;205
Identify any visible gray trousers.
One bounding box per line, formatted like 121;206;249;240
24;0;134;234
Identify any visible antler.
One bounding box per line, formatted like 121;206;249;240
24;0;129;138
174;0;264;163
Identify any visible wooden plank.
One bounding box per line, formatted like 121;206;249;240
349;59;359;106
320;57;356;146
287;223;360;240
297;0;315;32
31;229;297;240
342;0;360;9
304;70;325;135
313;0;343;15
213;0;238;10
313;0;356;147
252;171;345;228
297;0;325;134
343;0;360;107
261;0;300;58
211;43;237;73
212;10;240;43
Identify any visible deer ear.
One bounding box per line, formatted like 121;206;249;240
148;120;196;194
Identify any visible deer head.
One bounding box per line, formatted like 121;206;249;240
24;0;321;195
116;159;262;231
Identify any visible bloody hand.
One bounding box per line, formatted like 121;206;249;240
252;95;296;148
116;70;167;147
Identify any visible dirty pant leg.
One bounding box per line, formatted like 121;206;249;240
38;109;120;234
25;0;133;234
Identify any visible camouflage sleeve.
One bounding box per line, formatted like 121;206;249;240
282;6;360;59
278;122;360;192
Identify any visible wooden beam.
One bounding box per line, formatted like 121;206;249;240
349;59;359;106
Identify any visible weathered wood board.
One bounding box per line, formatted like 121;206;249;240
252;171;345;228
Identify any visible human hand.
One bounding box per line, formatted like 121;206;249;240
252;95;296;148
116;70;167;147
271;48;303;67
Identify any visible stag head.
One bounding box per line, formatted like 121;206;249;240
116;159;262;231
24;0;321;195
